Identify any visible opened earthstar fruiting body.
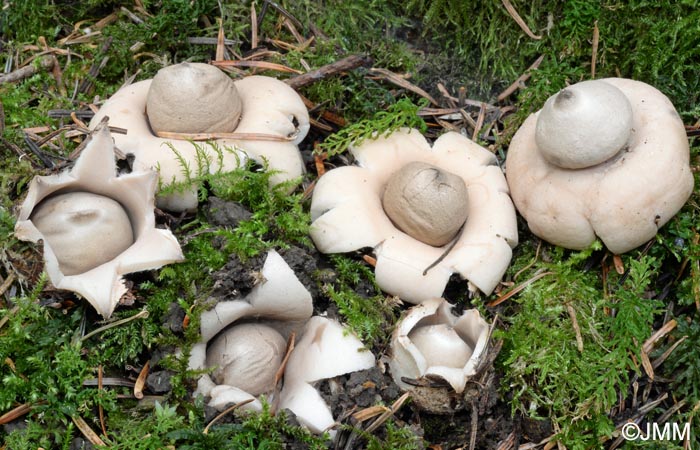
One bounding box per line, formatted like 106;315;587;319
90;62;310;211
388;297;490;413
189;250;375;434
310;128;518;302
506;78;693;254
14;124;184;318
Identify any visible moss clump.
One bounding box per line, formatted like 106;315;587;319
403;0;700;116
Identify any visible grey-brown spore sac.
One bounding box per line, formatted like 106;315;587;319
382;161;469;247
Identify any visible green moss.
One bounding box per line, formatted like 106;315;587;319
499;244;667;446
403;0;700;115
316;97;427;157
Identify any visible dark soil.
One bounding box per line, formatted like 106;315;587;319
177;201;519;449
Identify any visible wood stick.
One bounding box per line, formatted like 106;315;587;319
23;133;55;169
285;54;372;89
79;37;112;94
0;57;54;84
497;54;545;102
370;67;438;105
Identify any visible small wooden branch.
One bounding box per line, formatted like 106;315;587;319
78;37;113;94
285;54;372;90
370;67;439;105
0;57;54;84
497;54;545;102
23;133;55;169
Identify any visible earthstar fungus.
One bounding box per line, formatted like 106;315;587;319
90;62;310;211
189;250;374;434
310;128;518;302
388;297;490;413
506;78;694;254
14;125;184;318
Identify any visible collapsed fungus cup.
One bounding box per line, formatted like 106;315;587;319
89;62;310;211
506;78;694;254
14;124;184;318
189;250;374;434
388;297;490;413
310;128;518;302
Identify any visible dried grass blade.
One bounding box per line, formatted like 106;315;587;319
418;107;460;117
274;332;296;386
0;273;16;298
72;415;106;446
313;150;326;176
71;112;88;129
203;399;255;434
613;254;624;274
487;270;554;307
0;403;32;425
472;102;486;141
83;377;136;388
216;18;225;62
134;360;150;400
362;255;377;267
566;303;584;353
437;83;457;107
310;117;334;132
251;4;259;49
270;332;297;413
211;59;303;74
268;36;315;52
501;0;541;40
369;68;438;105
284;18;305;44
365;392;411;433
352;405;389;422
154;130;294;142
652;335;687;369
640;347;654;380
81;309;149;342
591;20;600;78
643;319;677;353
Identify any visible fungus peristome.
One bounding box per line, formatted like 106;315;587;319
89;62;310;211
310;129;518;302
388;297;490;413
14;124;184;318
506;78;694;254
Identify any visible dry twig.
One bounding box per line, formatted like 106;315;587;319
0;57;54;84
370;67;438;105
497;54;545;102
286;54;372;90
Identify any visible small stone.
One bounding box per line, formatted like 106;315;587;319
146;370;174;394
205;197;252;228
